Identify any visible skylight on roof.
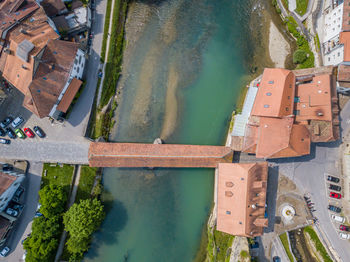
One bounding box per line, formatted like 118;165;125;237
268;80;274;84
53;51;57;54
264;104;269;108
43;77;47;80
266;92;272;96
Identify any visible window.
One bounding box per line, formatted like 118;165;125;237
294;110;300;115
288;96;290;100
294;96;300;102
328;57;331;61
268;80;274;84
338;52;340;57
264;104;269;108
226;211;231;215
289;84;292;88
79;56;82;64
266;92;272;96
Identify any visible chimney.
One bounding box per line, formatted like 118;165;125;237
3;48;11;54
21;64;27;70
19;28;28;34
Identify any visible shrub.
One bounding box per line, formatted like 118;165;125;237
293;49;308;64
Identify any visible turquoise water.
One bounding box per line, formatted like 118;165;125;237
86;0;269;261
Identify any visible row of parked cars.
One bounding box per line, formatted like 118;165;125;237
325;175;349;240
0;116;46;144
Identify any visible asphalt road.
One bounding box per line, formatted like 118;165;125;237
272;100;350;262
1;162;43;261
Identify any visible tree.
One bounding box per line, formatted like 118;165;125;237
63;199;105;256
39;184;67;217
293;49;307;64
23;216;61;262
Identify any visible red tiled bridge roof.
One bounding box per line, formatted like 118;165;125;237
88;142;234;168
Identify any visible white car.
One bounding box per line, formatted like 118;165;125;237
11;116;24;128
6;208;18;217
339;232;350;240
331;214;345;223
0;246;10;257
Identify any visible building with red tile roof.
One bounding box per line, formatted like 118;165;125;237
0;0;86;118
216;162;268;237
236;68;339;159
88;142;234;168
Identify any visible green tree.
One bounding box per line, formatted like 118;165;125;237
293;49;308;64
23;217;61;262
63;199;105;256
39;184;67;217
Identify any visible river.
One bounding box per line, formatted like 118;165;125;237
86;0;274;261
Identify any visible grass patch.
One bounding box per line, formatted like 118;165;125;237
315;33;320;52
100;0;128;107
228;111;236;133
41;163;74;194
75;166;98;202
286;16;314;68
100;0;113;63
303;226;332;262
295;0;309;16
213;229;234;262
279;233;294;262
240;250;250;259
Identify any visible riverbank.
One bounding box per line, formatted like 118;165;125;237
269;21;291;67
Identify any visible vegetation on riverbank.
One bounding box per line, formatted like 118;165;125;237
303;226;332;262
285;16;314;68
295;0;309;16
100;0;113;63
41;163;75;194
206;224;234;262
88;0;128;141
279;232;294;262
76;166;101;201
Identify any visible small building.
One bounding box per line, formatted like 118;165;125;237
38;0;68;17
52;6;92;35
216;162;268;237
231;68;339;159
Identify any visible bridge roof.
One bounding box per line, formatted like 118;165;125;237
88;142;234;168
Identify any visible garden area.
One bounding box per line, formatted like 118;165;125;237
41;163;75;194
295;0;309;16
279;232;294;262
207;225;235;262
303;226;332;262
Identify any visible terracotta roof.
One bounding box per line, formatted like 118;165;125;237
338;64;350;82
343;0;350;32
295;74;333;122
340;32;350;62
0;172;16;195
26;39;79;118
52;15;69;31
40;0;67;17
0;0;39;39
0;216;11;241
2;7;59;94
71;0;83;9
216;162;268;237
57;78;82;113
88;142;234;168
252;68;295;118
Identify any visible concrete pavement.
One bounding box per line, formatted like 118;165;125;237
271;237;291;262
272;100;350;262
1;162;43;261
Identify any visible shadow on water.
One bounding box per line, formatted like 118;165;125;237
88;193;128;259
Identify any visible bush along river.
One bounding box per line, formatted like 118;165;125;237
85;0;276;261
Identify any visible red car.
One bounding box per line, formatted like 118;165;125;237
330;192;342;199
340;225;350;231
23;128;35;138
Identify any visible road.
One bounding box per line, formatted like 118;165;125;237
272;100;350;262
271;237;291;262
1;162;43;261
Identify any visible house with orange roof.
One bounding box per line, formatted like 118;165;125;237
0;0;86;119
232;68;339;159
216;162;268;237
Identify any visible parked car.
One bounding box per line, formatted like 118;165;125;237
2;164;13;171
340;225;350;231
6;207;18;217
14;187;24;199
0;138;10;144
33;126;45;138
0;117;13;128
331;214;345;223
339;232;350;240
0;246;10;257
12;204;23;211
330;192;341;199
6;128;16;139
273;257;281;262
327;175;340;183
15;128;25;139
24;127;35;138
35;212;43;218
11;116;24;128
328;205;341;213
0;127;5;136
329;184;341;192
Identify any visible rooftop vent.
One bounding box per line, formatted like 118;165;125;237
19;28;28;34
